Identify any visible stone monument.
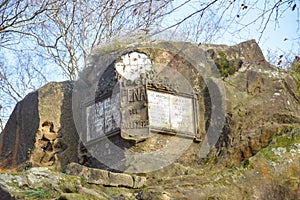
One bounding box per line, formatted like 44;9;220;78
84;51;199;142
73;41;224;172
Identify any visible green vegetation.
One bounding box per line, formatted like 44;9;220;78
291;59;300;73
275;135;300;149
242;159;250;168
214;51;239;77
94;40;126;55
17;161;32;172
80;175;87;184
289;71;300;98
260;147;275;160
288;58;300;98
260;128;300;160
24;188;51;199
94;35;152;56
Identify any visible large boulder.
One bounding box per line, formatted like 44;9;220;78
0;39;299;173
75;39;300;170
0;39;298;200
0;81;79;171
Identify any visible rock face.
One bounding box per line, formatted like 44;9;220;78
0;39;299;199
0;39;299;172
73;40;227;173
0;186;14;200
203;40;300;165
0;89;39;170
0;81;79;171
74;39;300;170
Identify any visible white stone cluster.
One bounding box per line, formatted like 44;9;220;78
271;143;300;158
257;68;281;78
115;52;152;80
272;147;287;156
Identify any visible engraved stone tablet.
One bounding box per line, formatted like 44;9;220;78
116;52;152;140
86;93;121;142
120;85;149;139
169;95;194;134
147;91;170;129
147;90;195;135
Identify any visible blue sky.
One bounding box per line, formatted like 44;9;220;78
161;0;299;64
0;1;299;127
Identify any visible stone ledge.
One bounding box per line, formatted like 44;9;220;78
66;162;146;188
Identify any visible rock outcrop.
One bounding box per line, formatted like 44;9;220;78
1;40;300;171
74;39;300;169
203;40;300;165
0;81;79;171
0;39;299;199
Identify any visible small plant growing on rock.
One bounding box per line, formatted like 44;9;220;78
17;161;32;172
27;148;31;158
288;56;300;98
291;56;300;73
214;51;242;77
260;128;300;161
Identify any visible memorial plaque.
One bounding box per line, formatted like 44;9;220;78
120;84;149;139
95;101;104;135
147;91;170;128
86;93;121;142
147;90;195;135
111;92;121;129
85;51;198;143
86;105;97;141
170;95;194;134
116;52;152;140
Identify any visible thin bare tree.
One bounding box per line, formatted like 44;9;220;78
0;0;171;127
1;0;171;80
0;0;299;129
154;0;299;44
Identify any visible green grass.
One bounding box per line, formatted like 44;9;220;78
274;135;300;149
260;148;275;160
24;188;51;199
260;129;300;160
291;60;300;73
